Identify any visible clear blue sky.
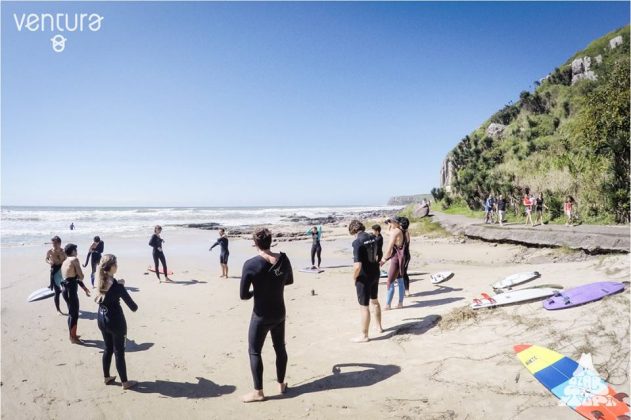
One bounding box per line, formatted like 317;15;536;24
2;1;629;207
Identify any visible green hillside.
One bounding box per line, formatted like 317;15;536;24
438;26;630;223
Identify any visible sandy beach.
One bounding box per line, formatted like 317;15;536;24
1;224;629;419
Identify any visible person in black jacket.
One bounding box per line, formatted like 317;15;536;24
240;228;293;403
84;236;105;287
149;225;172;282
95;254;138;390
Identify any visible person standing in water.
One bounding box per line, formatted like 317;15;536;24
84;236;105;287
209;228;229;278
61;243;90;344
149;225;172;283
350;220;383;343
306;225;322;269
95;254;138;390
45;236;66;315
70;223;75;231
380;217;408;310
240;228;293;403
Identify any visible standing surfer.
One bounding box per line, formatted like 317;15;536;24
45;236;66;315
149;225;172;283
61;243;91;344
306;225;322;269
209;228;230;278
84;236;104;287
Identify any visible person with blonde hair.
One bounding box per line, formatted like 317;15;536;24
95;254;138;390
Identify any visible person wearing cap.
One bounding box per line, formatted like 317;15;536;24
45;236;67;315
61;243;91;344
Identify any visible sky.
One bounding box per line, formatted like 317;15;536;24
1;1;629;207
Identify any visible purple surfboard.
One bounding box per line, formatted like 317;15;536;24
543;282;625;310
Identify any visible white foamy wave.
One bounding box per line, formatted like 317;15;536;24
1;206;397;246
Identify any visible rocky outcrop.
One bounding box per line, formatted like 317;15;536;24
432;212;629;254
485;123;506;138
609;35;623;49
571;56;597;85
439;156;454;191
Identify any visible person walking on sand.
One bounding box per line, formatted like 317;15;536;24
400;217;412;297
209;228;230;278
497;194;507;226
240;228;293;403
149;225;172;283
61;243;91;344
45;236;66;315
534;193;549;226
95;254;138;390
380;217;408;310
484;194;496;224
306;225;322;269
84;236;104;287
564;196;576;226
523;189;534;227
350;220;383;343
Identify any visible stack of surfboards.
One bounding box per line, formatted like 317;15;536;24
430;271;454;285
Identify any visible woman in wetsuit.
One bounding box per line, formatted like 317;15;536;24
149;225;172;283
209;228;229;278
240;228;294;403
380;217;409;310
84;236;104;287
95;254;138;390
306;225;322;269
45;236;66;315
60;243;91;344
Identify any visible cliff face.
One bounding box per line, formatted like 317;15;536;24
438;26;630;221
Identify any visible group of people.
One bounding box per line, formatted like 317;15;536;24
43;215;411;401
45;236;138;389
483;189;577;227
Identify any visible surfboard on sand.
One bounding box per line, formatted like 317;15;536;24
514;344;629;420
147;267;174;275
299;267;324;274
27;287;55;302
471;287;560;309
544;282;625;310
431;271;454;285
492;271;540;290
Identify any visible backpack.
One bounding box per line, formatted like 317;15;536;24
362;233;379;264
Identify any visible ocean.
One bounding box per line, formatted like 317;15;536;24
0;205;398;247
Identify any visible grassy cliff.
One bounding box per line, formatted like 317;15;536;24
441;26;630;224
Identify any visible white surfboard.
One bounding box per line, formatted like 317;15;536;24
379;270;388;278
431;271;454;285
27;287;55;302
492;271;540;290
471;287;559;309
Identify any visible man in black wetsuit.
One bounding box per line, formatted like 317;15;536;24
209;228;229;278
45;236;66;315
306;225;322;269
240;228;293;403
371;224;384;263
350;220;383;343
84;236;104;287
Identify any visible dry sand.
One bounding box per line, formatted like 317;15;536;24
1;226;629;419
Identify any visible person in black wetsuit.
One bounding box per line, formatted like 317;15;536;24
149;225;172;283
45;236;66;315
240;228;293;403
84;236;104;287
60;243;91;344
209;228;229;278
371;224;384;263
305;225;322;269
350;220;383;343
95;254;138;390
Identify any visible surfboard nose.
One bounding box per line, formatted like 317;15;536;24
514;344;532;353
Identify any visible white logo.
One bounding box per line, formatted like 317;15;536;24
50;34;67;53
13;13;103;53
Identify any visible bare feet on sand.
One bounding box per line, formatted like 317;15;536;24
351;336;369;343
242;390;265;403
104;376;116;385
279;382;288;394
70;337;83;345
